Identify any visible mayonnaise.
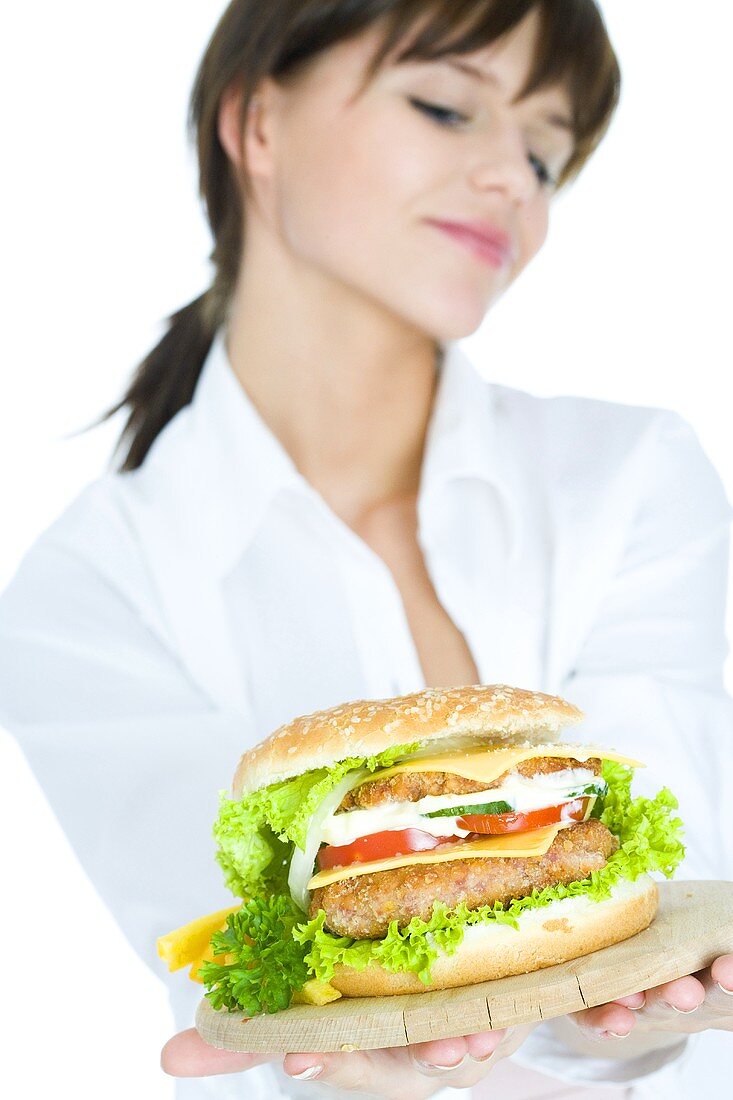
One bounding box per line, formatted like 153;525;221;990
320;767;599;847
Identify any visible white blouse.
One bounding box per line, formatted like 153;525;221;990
1;329;732;1100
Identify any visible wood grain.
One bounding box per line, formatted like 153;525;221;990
195;880;733;1053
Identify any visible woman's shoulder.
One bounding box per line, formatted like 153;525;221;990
487;378;710;474
19;472;144;576
486;378;732;531
17;392;197;570
489;377;679;451
0;469;165;642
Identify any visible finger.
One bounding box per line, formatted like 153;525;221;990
160;1028;278;1078
710;954;733;996
409;1024;533;1084
641;974;706;1018
693;958;733;1018
283;1050;398;1096
411;1028;508;1068
571;1002;637;1040
282;1028;523;1098
603;974;712;1037
610;991;645;1010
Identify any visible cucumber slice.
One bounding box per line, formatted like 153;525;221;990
566;782;609;799
425;800;513;819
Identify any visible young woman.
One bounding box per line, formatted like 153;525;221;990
1;1;732;1098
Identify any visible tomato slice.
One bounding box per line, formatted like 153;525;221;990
316;828;446;871
457;797;589;835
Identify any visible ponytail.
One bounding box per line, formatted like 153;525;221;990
102;292;219;471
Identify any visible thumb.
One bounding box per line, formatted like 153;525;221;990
161;1028;280;1078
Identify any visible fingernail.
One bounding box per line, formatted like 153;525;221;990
603;1030;631;1040
716;982;733;996
289;1065;323;1080
663;1002;699;1014
469;1045;500;1064
469;1026;515;1061
615;992;645;1010
414;1054;468;1073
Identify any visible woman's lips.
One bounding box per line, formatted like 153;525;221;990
425;218;513;269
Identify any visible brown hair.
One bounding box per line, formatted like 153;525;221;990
104;0;620;471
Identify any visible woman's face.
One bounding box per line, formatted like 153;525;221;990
243;7;575;340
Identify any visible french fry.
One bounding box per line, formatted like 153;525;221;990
156;905;241;972
188;946;237;983
291;979;342;1006
158;903;337;1006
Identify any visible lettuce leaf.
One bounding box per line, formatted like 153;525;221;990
213;792;292;897
213;741;419;897
597;760;685;879
293;761;686;984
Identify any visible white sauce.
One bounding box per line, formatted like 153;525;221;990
320;768;597;847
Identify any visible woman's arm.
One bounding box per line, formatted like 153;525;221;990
0;507;532;1098
518;408;733;1081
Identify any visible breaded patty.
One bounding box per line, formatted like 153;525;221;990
338;756;602;812
310;818;617;938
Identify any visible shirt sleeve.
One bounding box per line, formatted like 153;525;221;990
0;532;289;1100
513;410;733;1089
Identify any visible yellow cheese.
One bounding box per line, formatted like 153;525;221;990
356;742;644;789
307;823;563;890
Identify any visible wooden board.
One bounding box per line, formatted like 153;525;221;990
196;880;733;1053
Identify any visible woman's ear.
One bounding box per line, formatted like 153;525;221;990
218;76;275;181
217;76;246;170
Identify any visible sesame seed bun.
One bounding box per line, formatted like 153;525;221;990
330;875;658;997
232;684;584;798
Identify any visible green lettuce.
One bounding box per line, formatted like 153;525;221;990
213;741;419;897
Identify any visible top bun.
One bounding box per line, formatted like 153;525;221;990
232;684;584;798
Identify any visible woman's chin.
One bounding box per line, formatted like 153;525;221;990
406;298;496;343
410;276;509;340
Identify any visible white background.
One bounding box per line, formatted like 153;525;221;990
1;1;731;1095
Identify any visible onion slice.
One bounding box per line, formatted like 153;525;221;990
288;769;367;913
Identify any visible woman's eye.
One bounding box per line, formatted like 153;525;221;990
528;152;555;189
410;96;558;190
408;97;469;128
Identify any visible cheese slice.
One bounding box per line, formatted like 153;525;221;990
353;742;644;789
307;823;564;890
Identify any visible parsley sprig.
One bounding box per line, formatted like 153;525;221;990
200;896;309;1014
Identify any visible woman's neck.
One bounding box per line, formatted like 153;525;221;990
224;268;441;528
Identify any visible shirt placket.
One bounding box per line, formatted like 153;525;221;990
308;497;426;698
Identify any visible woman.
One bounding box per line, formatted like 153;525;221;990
1;1;732;1098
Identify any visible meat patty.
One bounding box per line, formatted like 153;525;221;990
310;818;617;938
338;756;602;812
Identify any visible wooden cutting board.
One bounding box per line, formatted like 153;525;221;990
196;880;733;1053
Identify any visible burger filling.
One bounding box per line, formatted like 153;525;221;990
311;818;619;938
306;756;617;936
205;734;684;1009
318;757;605;865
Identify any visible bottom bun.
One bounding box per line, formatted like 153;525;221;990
330;875;658;996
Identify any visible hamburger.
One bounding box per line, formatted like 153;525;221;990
160;685;685;1014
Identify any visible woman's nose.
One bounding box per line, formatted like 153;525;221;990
467;129;539;206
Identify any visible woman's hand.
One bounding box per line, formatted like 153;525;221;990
161;955;733;1093
161;1022;533;1098
567;953;733;1043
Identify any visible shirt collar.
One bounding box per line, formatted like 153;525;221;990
185;327;517;575
421;339;507;490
